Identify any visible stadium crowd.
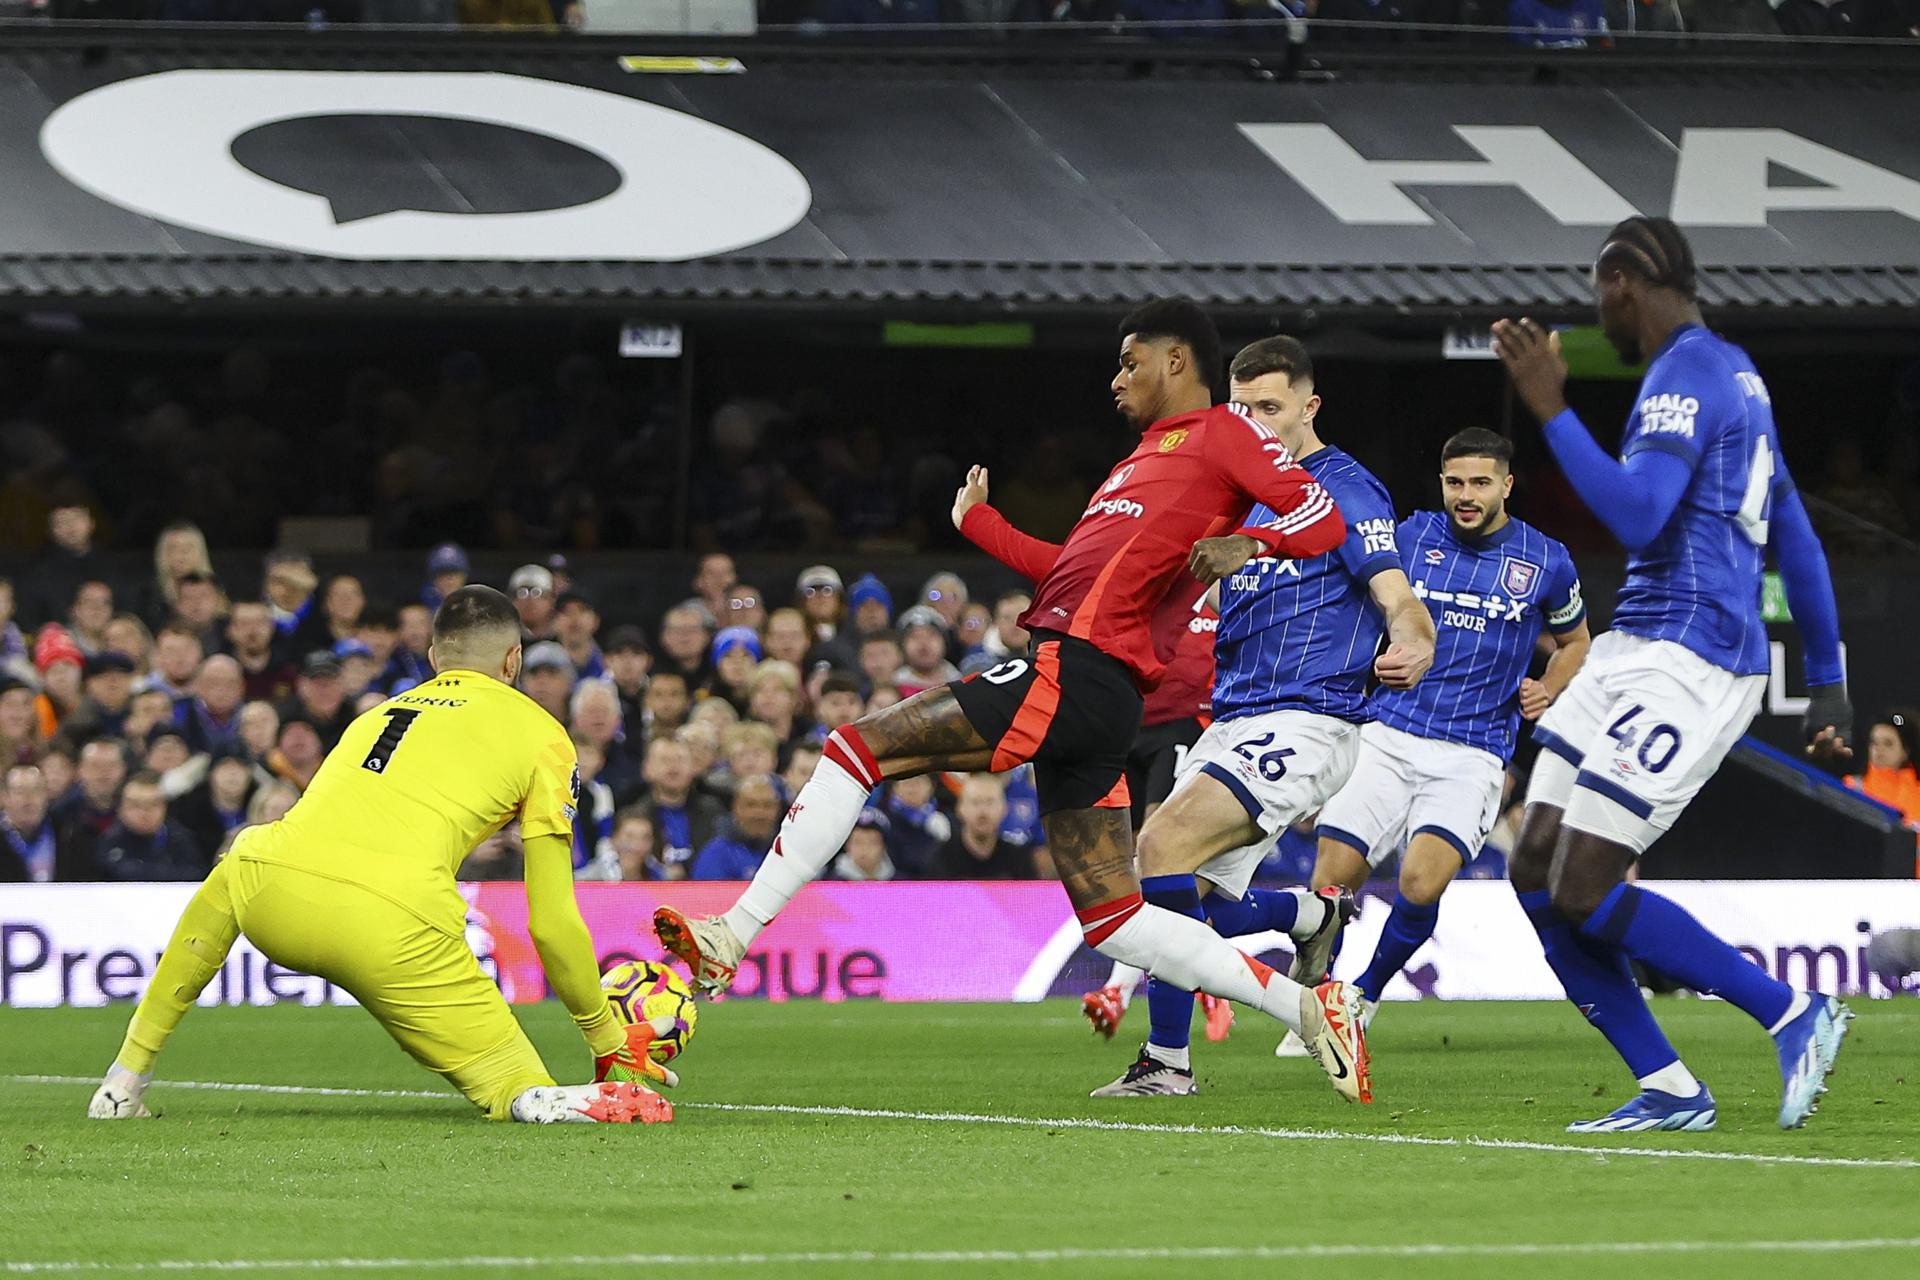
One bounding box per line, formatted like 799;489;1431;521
0;508;1073;885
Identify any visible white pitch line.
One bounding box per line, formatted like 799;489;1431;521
6;1239;1920;1274
7;1074;1915;1170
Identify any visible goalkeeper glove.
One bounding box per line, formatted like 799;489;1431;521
594;1022;679;1089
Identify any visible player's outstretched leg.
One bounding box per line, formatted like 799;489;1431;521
89;861;243;1120
1351;832;1464;1018
510;1082;673;1125
1555;828;1849;1130
656;690;994;993
1054;806;1369;1103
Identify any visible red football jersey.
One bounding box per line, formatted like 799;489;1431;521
1141;595;1216;728
961;403;1343;691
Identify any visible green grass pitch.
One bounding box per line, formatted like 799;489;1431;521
3;998;1917;1279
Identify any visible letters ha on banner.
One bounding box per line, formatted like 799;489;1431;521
1;882;1916;1007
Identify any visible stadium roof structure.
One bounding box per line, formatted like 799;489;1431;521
2;29;1917;325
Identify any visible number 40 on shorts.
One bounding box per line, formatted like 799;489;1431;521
1605;704;1682;773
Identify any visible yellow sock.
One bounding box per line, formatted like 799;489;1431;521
115;862;241;1075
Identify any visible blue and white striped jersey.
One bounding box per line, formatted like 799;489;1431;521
1612;324;1790;677
1374;511;1585;760
1214;446;1400;724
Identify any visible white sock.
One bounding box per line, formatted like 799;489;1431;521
1143;1042;1191;1071
1288;889;1329;942
722;730;877;946
1094;902;1307;1035
1637;1061;1702;1098
1766;990;1811;1038
1104;962;1145;1004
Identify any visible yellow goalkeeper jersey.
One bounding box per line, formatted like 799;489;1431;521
231;669;578;937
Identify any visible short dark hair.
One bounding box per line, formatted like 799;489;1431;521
433;585;519;646
1120;299;1222;393
861;630;903;651
1440;428;1514;470
358;604;399;632
124;769;164;792
175;571;218;590
819;671;863;699
1230;336;1314;388
1597;216;1698;299
648;669;689;692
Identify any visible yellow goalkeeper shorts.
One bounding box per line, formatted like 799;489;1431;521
227;857;554;1121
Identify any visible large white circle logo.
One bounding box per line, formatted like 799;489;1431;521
39;70;812;260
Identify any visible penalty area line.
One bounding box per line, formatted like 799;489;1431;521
7;1074;1915;1170
5;1239;1920;1273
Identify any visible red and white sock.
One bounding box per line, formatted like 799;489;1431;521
1079;895;1307;1035
722;726;881;947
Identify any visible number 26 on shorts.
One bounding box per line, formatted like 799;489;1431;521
1232;731;1294;781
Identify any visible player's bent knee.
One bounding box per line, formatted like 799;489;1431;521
1312;843;1368;894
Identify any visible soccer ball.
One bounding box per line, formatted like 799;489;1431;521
601;960;699;1064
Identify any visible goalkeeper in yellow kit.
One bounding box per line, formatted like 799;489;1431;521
86;586;673;1126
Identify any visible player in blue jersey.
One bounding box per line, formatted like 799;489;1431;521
1275;429;1591;1056
1090;336;1435;1102
1493;216;1854;1133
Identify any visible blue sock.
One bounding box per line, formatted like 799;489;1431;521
1581;883;1793;1030
1518;888;1681;1079
1140;875;1203;1054
1355;893;1439;1002
1201;886;1301;937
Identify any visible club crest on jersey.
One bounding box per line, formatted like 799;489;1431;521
1158;428;1188;453
1501;557;1541;600
1424;548;1447;565
1101;464;1136;495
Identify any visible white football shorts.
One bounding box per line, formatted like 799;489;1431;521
1316;720;1507;868
1169;708;1361;899
1524;630;1764;854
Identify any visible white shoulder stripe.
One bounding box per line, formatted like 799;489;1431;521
1266;487;1336;533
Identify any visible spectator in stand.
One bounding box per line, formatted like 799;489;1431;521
584;806;664;881
174;747;255;860
225;601;296;704
642;668;691;741
261;550;319;663
713;721;781;803
282;651;354;749
657;601;714;689
92;770;205;881
104;614;153;676
263;716;325;792
570;735;617;871
879;773;952;878
693;553;736;625
518;641;575;725
677;720;724;784
145;623;204;703
961;588;1033;676
833;809;898;882
246;780;300;829
33;628;85;738
847;573;894;639
179;654;245;756
811;672;866;748
893;606;960;698
136;521;215;629
172;572;230;651
68;581;114;657
934;775;1033;879
956;602;993;664
710;627;763;713
0;678;42;767
553;591;606;680
918;572;968;632
726;582;769;636
121;688;176;756
53;737;128;867
544;553;575;599
746;660;808;752
1849;709;1920;838
333;639;382;705
764;608;812;668
237;701;280;766
692;773;781;880
868;684;902;713
389;603;434;693
0;764;57;882
22;502;103;630
570;679;640;802
795;565;857;669
423;542;469;610
640;736;723;874
780;740;823;806
689;696;739;735
353;606;401;697
859;632;904;697
143;730;193;784
998;762;1045;851
298;574;364;654
0;580;30;686
38;741;76;807
509;565;558;642
64;652;138;740
603;626;652;728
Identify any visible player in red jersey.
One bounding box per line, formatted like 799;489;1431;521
654;300;1369;1099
